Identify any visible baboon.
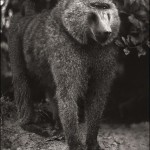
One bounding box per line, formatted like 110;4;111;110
8;0;120;149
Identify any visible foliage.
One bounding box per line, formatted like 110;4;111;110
116;0;149;57
0;97;17;122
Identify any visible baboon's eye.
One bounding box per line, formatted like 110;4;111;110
90;3;110;9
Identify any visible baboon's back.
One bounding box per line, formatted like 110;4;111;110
9;12;56;86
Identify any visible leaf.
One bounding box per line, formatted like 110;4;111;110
130;36;140;45
123;48;130;55
124;0;136;7
146;40;150;48
115;39;125;47
136;46;146;57
126;35;131;43
130;1;140;12
140;0;149;11
121;37;128;46
128;15;143;29
0;0;4;6
136;9;148;19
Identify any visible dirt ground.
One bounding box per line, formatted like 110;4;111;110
1;118;149;150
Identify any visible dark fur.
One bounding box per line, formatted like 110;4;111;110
8;0;120;149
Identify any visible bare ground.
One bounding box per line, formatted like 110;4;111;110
1;119;149;150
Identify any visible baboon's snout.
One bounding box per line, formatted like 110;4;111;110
96;30;112;42
88;12;112;43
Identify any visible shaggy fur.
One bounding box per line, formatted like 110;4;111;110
8;0;120;149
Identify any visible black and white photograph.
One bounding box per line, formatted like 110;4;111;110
1;0;149;149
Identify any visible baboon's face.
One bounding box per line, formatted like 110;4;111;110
62;0;120;45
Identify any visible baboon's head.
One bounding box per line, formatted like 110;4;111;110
61;0;120;45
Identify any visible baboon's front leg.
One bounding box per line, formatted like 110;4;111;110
52;60;88;150
85;77;109;150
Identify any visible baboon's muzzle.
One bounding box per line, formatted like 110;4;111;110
88;12;112;43
95;31;111;42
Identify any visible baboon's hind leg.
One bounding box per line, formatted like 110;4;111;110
9;18;34;125
45;90;62;130
52;62;88;150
